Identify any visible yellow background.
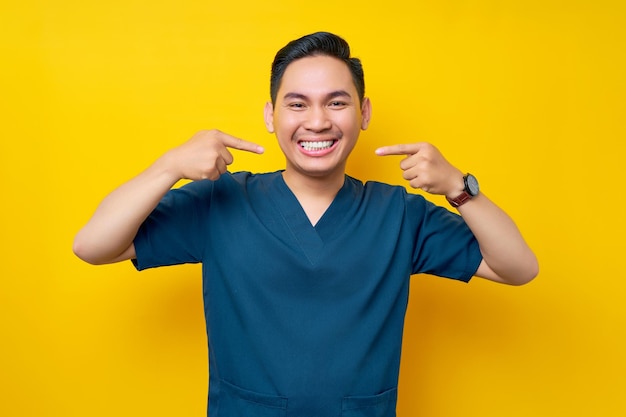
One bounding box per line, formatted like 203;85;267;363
1;0;625;416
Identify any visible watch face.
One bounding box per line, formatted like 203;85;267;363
466;174;480;196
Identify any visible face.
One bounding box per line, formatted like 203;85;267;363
264;55;371;181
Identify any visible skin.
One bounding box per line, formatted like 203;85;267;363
375;142;538;284
264;55;371;225
72;129;264;264
73;55;538;285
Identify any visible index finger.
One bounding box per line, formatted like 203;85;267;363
218;131;265;154
375;143;422;156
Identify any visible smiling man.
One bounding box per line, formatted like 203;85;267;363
265;53;372;225
74;32;538;416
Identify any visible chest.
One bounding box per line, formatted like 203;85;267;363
205;185;411;295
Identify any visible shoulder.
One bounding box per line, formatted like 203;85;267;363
228;171;280;185
362;179;405;195
342;176;429;218
359;178;426;204
177;171;277;192
357;178;452;224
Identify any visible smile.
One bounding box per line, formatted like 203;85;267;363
298;140;336;151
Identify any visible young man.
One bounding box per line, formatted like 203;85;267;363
74;32;538;416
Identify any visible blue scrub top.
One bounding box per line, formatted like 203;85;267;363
134;171;482;417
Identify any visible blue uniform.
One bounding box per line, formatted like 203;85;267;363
133;171;482;416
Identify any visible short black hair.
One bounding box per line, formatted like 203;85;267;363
269;32;365;105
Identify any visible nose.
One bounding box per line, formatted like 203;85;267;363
303;106;332;132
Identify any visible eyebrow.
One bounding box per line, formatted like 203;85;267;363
282;90;353;101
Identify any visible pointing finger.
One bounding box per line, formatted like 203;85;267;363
217;131;265;154
375;143;422;156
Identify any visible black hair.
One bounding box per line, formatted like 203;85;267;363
269;32;365;105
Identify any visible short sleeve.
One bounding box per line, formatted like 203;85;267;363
408;194;482;282
132;180;212;271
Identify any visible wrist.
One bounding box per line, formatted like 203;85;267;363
446;173;480;208
152;152;184;185
445;174;466;200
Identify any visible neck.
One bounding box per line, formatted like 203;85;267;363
282;167;345;198
282;168;345;226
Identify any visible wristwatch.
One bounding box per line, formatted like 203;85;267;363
446;173;479;208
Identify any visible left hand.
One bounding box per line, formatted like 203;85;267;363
375;142;464;198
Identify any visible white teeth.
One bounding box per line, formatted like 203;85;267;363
300;140;334;151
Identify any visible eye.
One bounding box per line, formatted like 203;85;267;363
287;102;307;110
329;101;348;108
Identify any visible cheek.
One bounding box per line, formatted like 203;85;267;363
337;115;361;135
335;109;360;127
274;114;300;135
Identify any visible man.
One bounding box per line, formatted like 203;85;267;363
74;32;538;416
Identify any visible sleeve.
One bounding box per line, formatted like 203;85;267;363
408;193;483;282
132;180;212;271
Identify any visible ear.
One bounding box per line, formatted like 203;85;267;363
264;101;275;133
360;97;372;130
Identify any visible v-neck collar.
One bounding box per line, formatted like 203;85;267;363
267;172;358;265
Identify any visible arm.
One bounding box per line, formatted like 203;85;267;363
73;130;264;265
376;142;538;285
456;193;538;285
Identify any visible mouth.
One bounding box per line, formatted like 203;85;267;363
298;140;337;152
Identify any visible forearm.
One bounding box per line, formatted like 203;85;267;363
374;142;538;285
73;130;264;265
73;157;180;265
457;194;539;285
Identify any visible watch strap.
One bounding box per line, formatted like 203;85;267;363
446;191;473;208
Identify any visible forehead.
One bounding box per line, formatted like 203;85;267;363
278;55;356;98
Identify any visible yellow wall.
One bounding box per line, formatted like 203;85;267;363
2;1;624;415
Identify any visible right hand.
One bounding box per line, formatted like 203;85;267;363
161;129;265;181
